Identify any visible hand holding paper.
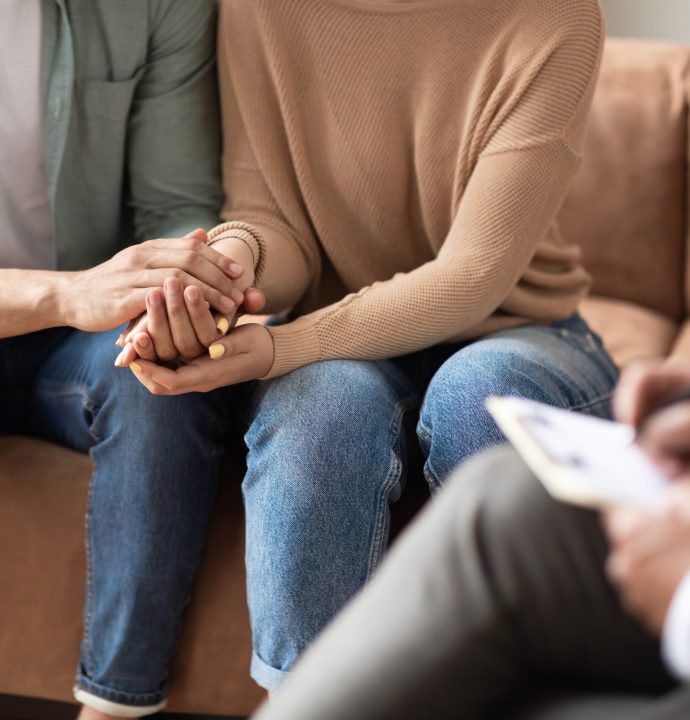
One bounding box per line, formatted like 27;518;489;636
486;396;670;512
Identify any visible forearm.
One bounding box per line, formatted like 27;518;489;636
265;140;585;378
0;269;72;338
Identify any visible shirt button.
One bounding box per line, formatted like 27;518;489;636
52;98;63;119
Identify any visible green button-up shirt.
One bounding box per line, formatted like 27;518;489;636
42;0;222;270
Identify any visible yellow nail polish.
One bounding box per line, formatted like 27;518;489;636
209;344;225;360
216;317;230;336
130;361;142;373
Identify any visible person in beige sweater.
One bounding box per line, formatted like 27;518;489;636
117;0;619;700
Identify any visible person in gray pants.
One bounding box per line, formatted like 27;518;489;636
253;361;690;719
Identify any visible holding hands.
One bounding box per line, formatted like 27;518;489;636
114;230;275;394
65;229;246;332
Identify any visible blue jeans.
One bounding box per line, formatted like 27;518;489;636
239;314;619;690
0;327;228;715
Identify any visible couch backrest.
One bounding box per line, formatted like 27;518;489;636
558;39;690;321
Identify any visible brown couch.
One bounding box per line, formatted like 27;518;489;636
0;38;688;719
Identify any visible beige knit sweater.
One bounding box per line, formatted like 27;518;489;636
209;0;604;379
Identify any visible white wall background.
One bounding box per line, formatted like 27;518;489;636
600;0;690;45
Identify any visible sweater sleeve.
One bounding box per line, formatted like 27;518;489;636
263;13;604;379
208;5;321;314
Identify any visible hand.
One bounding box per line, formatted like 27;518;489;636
115;280;266;365
62;229;245;332
605;501;690;634
129;323;275;394
614;361;690;479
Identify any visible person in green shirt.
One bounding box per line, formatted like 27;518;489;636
0;2;260;718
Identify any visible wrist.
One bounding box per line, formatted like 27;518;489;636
36;271;73;328
210;237;256;290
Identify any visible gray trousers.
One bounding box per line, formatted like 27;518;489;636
254;447;687;720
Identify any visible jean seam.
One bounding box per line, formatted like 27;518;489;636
82;460;97;679
416;419;444;492
568;390;615;413
365;396;417;581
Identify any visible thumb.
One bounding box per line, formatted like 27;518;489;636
208;323;259;360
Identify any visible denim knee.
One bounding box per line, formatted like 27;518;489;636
418;354;524;487
244;359;415;501
418;320;617;488
243;360;418;689
86;336;226;447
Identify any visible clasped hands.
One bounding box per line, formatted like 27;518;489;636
113;229;274;394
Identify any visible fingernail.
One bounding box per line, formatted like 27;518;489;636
116;333;125;346
231;288;244;304
186;286;201;302
130;362;142;373
114;351;123;367
221;296;235;312
216;317;230;336
209;344;225;360
148;291;163;306
136;335;150;348
164;278;180;294
228;262;243;277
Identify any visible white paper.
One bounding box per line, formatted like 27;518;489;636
486;396;670;512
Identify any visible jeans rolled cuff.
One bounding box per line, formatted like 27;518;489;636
250;652;290;691
74;677;167;717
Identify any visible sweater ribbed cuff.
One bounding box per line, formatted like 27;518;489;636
264;323;322;379
207;222;264;279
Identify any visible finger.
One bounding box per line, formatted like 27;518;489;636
132;332;158;362
233;289;266;329
615;361;690;427
206;323;261;361
207;333;241;361
138;269;237;315
132;358;204;394
164;278;206;360
604;507;655;545
167;249;239;300
184;228;208;243
117;317;139;348
144;235;245;283
640;445;687;479
184;285;224;347
146;289;178;361
663;481;690;520
605;550;630;585
243;288;266;315
640;403;690;457
128;361;172;396
137;247;237;300
115;342;140;367
214;313;233;337
124;313;149;346
611;516;681;567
